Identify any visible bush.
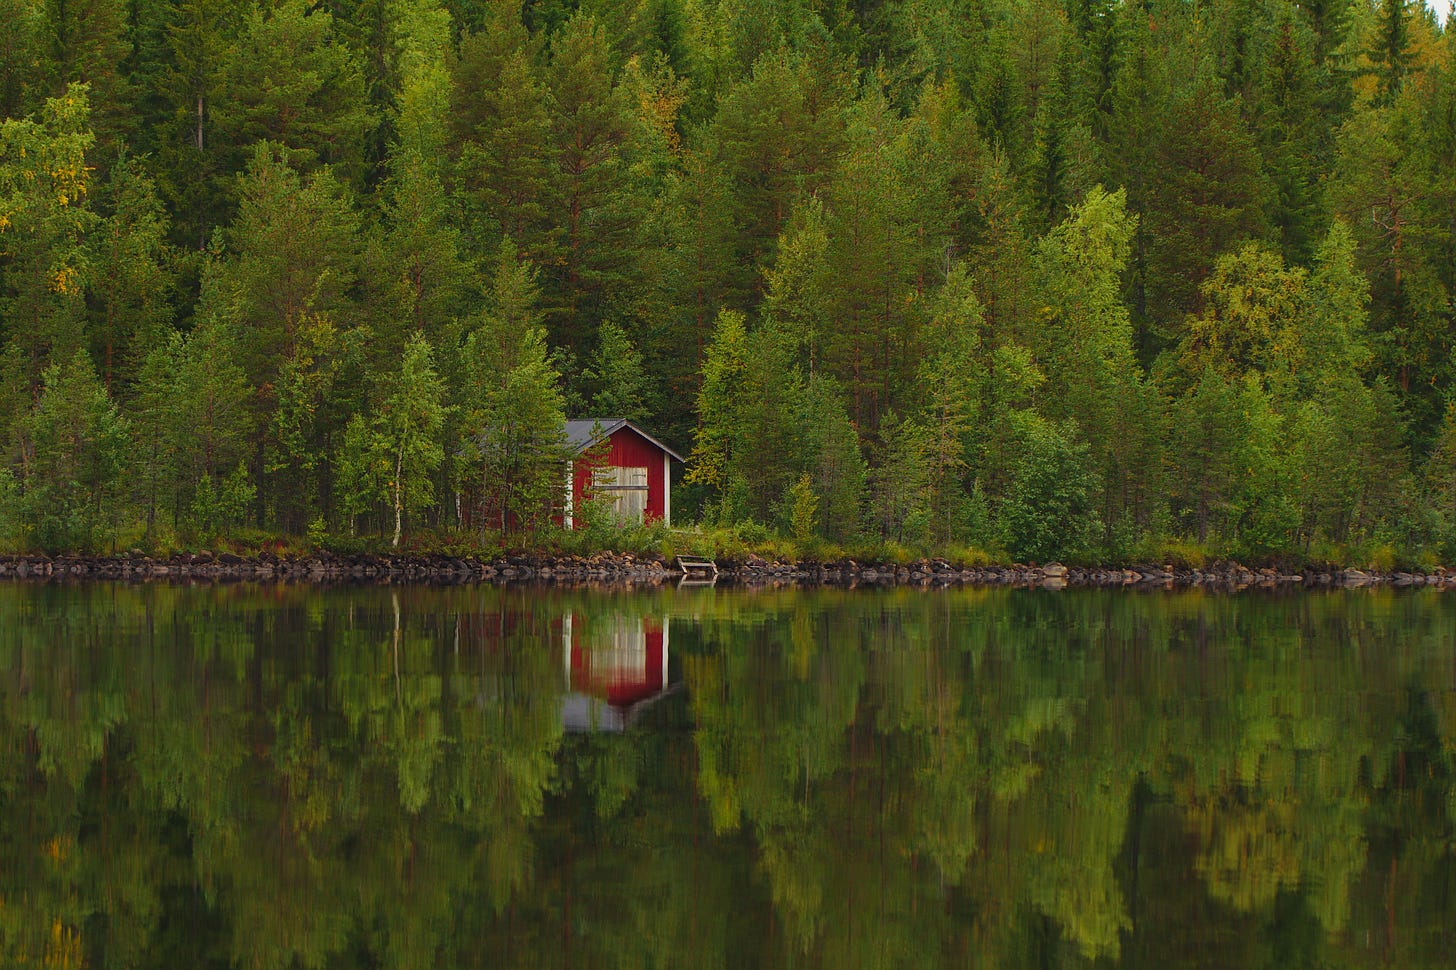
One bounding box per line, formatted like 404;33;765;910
999;414;1102;562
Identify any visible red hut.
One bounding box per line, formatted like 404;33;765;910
563;418;684;528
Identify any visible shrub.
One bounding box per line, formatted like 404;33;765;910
999;414;1102;562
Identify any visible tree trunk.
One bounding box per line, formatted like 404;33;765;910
393;441;404;547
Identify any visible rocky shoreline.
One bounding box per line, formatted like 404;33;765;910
0;551;1451;590
730;556;1455;589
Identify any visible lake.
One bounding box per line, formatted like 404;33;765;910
1;582;1454;968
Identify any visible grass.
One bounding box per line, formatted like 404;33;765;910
2;516;1451;574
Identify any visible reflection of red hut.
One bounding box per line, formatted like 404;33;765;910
561;614;672;732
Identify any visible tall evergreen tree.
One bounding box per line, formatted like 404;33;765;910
458;241;568;535
1137;76;1273;346
40;0;135;155
585;320;654;423
450;1;558;266
0;0;47;121
213;142;362;388
88;155;176;392
545;12;643;352
211;0;373;190
381;0;470;353
705;46;851;307
377;333;447;545
1256;12;1324;263
1368;0;1417;102
152;0;247;249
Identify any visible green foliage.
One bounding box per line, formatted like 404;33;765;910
18;350;129;550
460;242;569;534
0;465;18;545
801;376;866;543
584;319;653;422
999;412;1102;562
685;308;748;494
0;0;1452;560
211;0;372;185
871;411;932;544
0;83;97;393
784;473;818;544
337;332;448;544
191;462;255;539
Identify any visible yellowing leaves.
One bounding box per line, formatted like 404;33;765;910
49;265;81;296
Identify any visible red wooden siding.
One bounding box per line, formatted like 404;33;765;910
571;425;670;524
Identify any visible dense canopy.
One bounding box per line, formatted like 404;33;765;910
1;0;1454;562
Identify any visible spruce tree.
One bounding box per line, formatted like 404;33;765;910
211;0;373;189
88;155;176;393
585;320;654;423
382;0;470;352
545;12;642;352
19;350;130;550
450;3;558;266
458;241;568;535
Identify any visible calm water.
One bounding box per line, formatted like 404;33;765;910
2;583;1455;968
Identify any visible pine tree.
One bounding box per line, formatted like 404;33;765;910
382;0;470;352
39;0;135;156
1138;76;1273;345
871;410;932;544
647;148;738;434
265;315;348;532
1168;369;1247;543
705;47;851;306
684;309;750;496
151;0;247;249
1033;186;1159;538
772;93;940;428
545;12;643;351
1369;0;1416;103
801;376;866;543
215;142;362;388
211;0;373;189
171;319;254;522
0;0;46;120
450;2;558;266
916;266;984;543
1256;13;1324;264
321;0;404;190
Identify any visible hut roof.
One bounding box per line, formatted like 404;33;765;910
563;418;686;463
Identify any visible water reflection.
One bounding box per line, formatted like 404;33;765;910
562;613;676;732
0;584;1454;968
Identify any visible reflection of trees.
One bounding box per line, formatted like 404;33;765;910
679;589;1456;968
0;584;570;968
0;585;1454;967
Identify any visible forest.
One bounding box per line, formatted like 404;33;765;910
0;0;1454;564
